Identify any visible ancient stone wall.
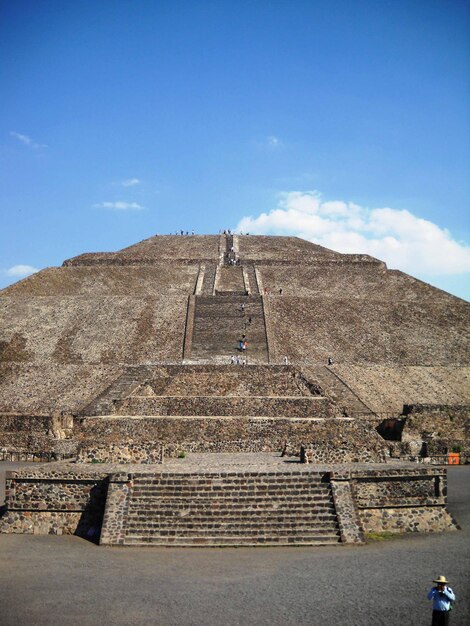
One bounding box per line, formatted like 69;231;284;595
402;404;470;457
115;396;335;418
0;413;78;459
300;420;387;463
329;476;365;544
347;467;458;534
77;443;164;464
100;473;132;545
140;364;310;397
76;416;378;456
1;463;458;542
0;466;108;538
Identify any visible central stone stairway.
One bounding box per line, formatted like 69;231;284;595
216;266;245;293
190;295;269;363
122;470;341;546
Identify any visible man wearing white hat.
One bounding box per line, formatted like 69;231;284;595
427;575;456;625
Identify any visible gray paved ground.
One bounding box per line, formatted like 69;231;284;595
0;465;469;626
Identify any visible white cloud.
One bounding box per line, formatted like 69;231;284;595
4;265;39;277
236;191;470;276
10;131;47;149
93;201;144;210
267;135;281;148
121;178;141;187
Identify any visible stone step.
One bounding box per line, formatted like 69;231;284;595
190;336;262;345
128;500;334;511
201;264;217;295
133;478;330;490
192;319;265;328
129;496;333;506
130;489;331;498
192;329;265;337
132;483;331;494
127;514;337;526
244;264;260;295
128;502;336;523
196;295;262;303
131;482;331;490
216;266;246;292
194;310;263;317
130;488;332;498
122;535;341;546
125;526;339;537
128;499;334;510
132;472;327;480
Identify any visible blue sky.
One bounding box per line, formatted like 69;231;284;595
1;0;469;299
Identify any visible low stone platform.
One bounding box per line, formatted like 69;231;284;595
0;453;459;547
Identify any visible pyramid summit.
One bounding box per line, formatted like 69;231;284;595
0;233;468;545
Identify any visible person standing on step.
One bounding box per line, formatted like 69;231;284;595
427;575;455;625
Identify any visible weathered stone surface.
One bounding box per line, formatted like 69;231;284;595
300;420;387;463
0;458;458;543
330;477;365;544
78;443;164;464
0;233;467;545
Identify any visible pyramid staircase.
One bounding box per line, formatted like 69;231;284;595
120;470;341;546
306;366;375;417
183;233;268;363
189;295;269;363
80;365;157;416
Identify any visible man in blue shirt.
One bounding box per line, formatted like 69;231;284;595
427;575;456;625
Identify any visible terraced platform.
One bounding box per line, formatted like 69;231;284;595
80;364;333;417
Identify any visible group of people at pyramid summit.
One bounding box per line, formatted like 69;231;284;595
230;354;246;366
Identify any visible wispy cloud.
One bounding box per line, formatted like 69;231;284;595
93;201;144;210
120;178;141;187
10;131;47;149
236;191;470;276
267;135;281;148
253;135;283;150
3;264;39;278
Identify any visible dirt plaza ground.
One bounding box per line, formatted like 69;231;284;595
0;465;469;626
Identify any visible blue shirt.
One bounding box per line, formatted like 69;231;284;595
427;586;456;611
